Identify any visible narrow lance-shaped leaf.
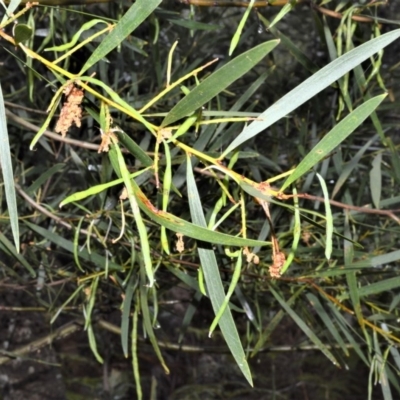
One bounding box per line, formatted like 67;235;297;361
80;0;162;74
269;284;340;366
161;40;279;127
121;275;136;358
316;173;333;261
223;29;400;156
113;142;154;287
0;84;19;251
186;155;253;386
281;94;386;190
229;0;255;55
370;152;382;209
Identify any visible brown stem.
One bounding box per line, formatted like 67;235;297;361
295;193;400;223
6;109;99;151
313;4;375;23
181;0;377;24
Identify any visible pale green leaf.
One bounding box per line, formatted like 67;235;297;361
45;19;108;52
281;94;386;190
316;173;333;260
80;0;162;74
370;152;382;209
0;84;19;251
223;29;400;156
186;155;253;386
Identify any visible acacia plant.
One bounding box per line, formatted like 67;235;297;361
1;0;400;398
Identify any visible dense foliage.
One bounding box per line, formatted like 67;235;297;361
1;1;400;398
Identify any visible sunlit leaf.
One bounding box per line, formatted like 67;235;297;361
162;40;279;127
223;29;400;156
0;84;19;251
80;0;162;74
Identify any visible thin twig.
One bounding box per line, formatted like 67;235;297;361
97;318;366;353
0;321;82;365
296;193;400;224
181;0;378;23
6;109;99;151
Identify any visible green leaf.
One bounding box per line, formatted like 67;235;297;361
209;251;242;336
2;0;21;25
80;0;162;75
0;84;19;251
251;287;304;355
186;155;253;386
316;249;400;278
121;275;136;358
306;293;349;356
267;1;295;30
14;24;33;45
116;131;153;167
280;187;300;275
332;134;378;198
161;40;279;127
84;276;99;330
26;164;65;194
113;143;154;287
229;0;255;56
136;180;267;247
23;220;123;271
139;265;169;374
316;173;333;260
87;323;103;364
168;19;220;31
78;76;156;133
269;284;340;366
223;29;400;156
281;94;386;190
45;19;108;52
326;300;369;366
131;305;142;400
0;231;34;277
370;152;382;209
359;276;400;298
60;168;150;208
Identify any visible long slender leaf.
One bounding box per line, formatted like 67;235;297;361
223;29;400;156
113;142;154;287
0;84;19;251
121;275;136;358
269;284;339;366
139;264;169;374
186;154;253;386
359;277;400;298
306;293;349;356
370;152;382;209
0;231;35;277
316;173;333;260
23;220;122;271
80;0;162;74
162;40;279;127
282;94;386;190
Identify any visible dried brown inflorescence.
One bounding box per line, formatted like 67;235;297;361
269;250;286;279
55;83;84;137
98;128;119;153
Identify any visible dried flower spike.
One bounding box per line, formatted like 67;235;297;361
55;83;84;137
